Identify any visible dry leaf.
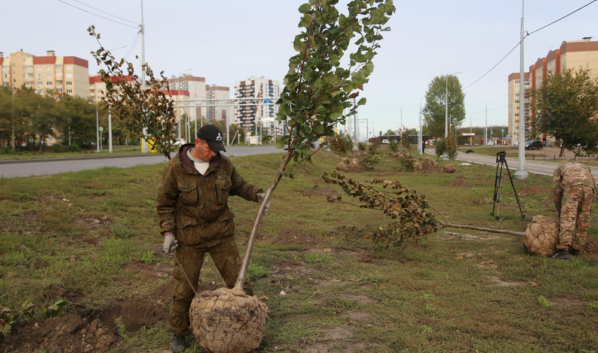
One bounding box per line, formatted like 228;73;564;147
531;282;539;287
259;295;269;301
455;256;463;260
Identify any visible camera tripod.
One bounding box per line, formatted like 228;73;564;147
491;151;525;220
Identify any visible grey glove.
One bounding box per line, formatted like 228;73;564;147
162;233;178;253
257;193;271;215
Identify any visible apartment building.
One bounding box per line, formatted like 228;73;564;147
233;76;280;134
166;75;206;124
0;50;89;98
206;85;230;123
508;38;598;143
89;75;134;103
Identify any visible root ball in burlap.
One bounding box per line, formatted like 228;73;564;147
335;162;347;171
189;288;268;353
444;163;456;173
341;157;351;165
523;215;559;256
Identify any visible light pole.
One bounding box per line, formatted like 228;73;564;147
176;69;192;140
445;71;463;139
140;0;149;153
11;87;15;153
485;100;492;145
90;101;99;152
108;107;113;153
515;0;528;179
419;97;424;155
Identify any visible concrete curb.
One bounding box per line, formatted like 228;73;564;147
0;153;168;165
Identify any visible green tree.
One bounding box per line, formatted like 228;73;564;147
385;128;395;136
0;87;14;151
422;75;466;138
530;68;598;157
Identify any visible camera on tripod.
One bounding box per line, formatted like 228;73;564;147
491;151;525;220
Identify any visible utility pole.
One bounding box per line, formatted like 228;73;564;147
108;106;113;153
419;99;423;155
353;97;357;146
445;75;448;139
95;102;99;152
515;0;528;179
485;100;492;146
470;118;472;146
11;87;15;153
140;0;149;153
400;107;402;132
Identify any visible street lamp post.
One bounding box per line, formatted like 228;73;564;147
445;71;463;139
90;101;99;152
485;100;492;145
515;0;528;179
419;97;424;155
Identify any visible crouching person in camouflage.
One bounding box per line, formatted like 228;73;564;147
156;125;270;352
552;161;596;259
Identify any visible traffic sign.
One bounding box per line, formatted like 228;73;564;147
501;129;505;133
99;127;104;132
263;98;270;104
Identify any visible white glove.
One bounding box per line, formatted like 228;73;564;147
162;233;178;253
257;193;271;215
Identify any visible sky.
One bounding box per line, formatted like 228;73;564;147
3;0;597;140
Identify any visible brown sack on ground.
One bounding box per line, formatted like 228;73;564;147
190;288;268;353
336;162;347;171
523;215;559;256
414;162;423;171
444;163;456;173
342;157;351;165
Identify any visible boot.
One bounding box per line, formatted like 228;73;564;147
551;249;570;260
171;334;186;353
569;248;581;257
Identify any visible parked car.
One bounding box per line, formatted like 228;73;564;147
525;140;543;150
172;138;187;146
382;139;390;144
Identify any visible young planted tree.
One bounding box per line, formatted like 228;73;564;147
400;128;412;149
445;125;458;161
88;26;178;159
530;68;598;157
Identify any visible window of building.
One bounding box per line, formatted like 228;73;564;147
37;82;42;87
65;65;72;70
56;80;62;85
56;88;63;93
46;73;52;78
515;100;520;104
36;74;42;79
2;74;8;79
46;65;52;70
46;81;53;86
37;90;43;94
3;82;9;86
516;93;520;97
55;65;62;70
516;106;519;110
515;80;520;84
36;65;42;70
24;65;33;70
516;120;519;124
90;90;95;94
25;73;33;78
2;66;8;71
515;86;520;91
66;89;72;94
516;113;519;117
66;73;72;78
25;81;33;86
66;81;72;86
56;72;62;78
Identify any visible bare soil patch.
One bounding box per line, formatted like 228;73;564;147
517;185;550;197
306;186;338;198
270;228;330;247
90;298;169;332
124;262;174;279
345;164;364;173
347;311;373;321
339;293;375;305
0;314;119;353
583;238;598;256
151;278;219;305
44;284;85;304
447;176;471;187
484;276;527;288
552;296;586;308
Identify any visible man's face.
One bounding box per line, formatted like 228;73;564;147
195;138;217;162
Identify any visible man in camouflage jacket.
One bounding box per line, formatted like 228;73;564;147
552;161;596;259
157;125;268;352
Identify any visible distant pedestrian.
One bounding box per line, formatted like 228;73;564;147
551;161;596;259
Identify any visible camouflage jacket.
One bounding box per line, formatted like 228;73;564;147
553;162;596;208
157;144;262;245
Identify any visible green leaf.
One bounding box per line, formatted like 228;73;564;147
358;98;367;106
314;124;324;135
298;3;311;13
275;138;287;149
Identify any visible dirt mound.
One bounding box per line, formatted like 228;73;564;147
307;186;338;198
270;229;330;246
345;164;363;173
518;185;550;197
44;284;84;304
91;298;169;332
583;238;598;256
448;176;471;187
0;314;118;353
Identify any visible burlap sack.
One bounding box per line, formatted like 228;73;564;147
190;287;268;353
523;215;559;256
444;163;456;173
336;162;347;171
341;157;351;165
414;162;423;171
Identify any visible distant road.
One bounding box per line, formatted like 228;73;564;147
0;146;281;178
426;149;598;179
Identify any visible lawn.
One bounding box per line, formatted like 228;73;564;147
0;145;142;161
1;148;598;352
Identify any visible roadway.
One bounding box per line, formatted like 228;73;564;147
426;148;598;179
0;146;282;178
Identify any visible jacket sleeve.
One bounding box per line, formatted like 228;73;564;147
157;162;179;235
552;166;563;213
229;167;262;202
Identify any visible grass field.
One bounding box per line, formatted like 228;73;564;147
1;148;598;352
0;145;142;161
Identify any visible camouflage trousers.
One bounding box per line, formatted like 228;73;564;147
557;185;594;250
170;235;253;336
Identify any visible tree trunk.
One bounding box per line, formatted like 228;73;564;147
39;136;44;153
444;223;525;237
559;142;566;157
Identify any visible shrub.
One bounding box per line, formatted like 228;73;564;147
389;140;400;152
446;126;458;161
434;139;447;160
359;153;384;171
396;157;414;171
369;142;381;154
2;146;13;154
68;143;81;152
401;129;412;150
247;262;271;280
52;144;63;153
328;134;353;155
357;142;367;151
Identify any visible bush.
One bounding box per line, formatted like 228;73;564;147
396;157;414;171
401;129;412;150
328;134;353;155
369;142;381;154
2;146;13;154
434;139;447;160
359;153;384;171
68;143;80;152
357;142;367;151
446;126;458;161
389;141;400;152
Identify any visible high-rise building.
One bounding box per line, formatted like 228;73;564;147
233;76;280;134
206;85;230;123
167;75;206;124
0;50;89;97
89;75;134;103
508;38;598;143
